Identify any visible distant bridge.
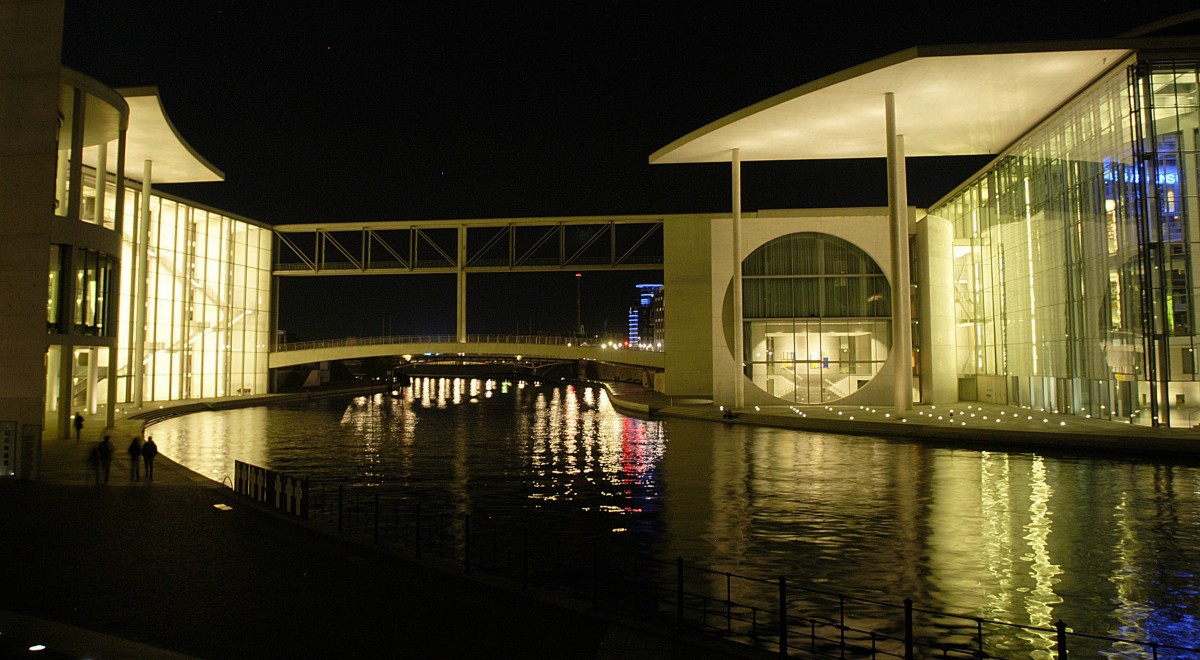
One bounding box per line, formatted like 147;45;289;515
268;334;665;370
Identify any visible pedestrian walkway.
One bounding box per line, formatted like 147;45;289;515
603;382;1200;459
9;382;1199;659
2;396;771;659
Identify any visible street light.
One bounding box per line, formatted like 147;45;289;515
575;272;582;336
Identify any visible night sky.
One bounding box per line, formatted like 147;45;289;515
60;2;1199;340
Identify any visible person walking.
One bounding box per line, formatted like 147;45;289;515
87;443;101;484
127;436;142;480
97;435;115;483
73;412;84;441
142;437;158;480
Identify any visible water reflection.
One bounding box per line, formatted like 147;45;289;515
151;379;1200;656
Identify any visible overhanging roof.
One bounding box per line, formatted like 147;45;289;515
111;86;224;184
649;42;1134;164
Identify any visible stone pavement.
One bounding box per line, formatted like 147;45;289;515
7;382;1200;659
0;399;771;660
603;382;1200;459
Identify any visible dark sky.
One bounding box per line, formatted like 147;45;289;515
60;2;1199;340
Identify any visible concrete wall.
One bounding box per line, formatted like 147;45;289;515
0;0;64;477
661;214;713;396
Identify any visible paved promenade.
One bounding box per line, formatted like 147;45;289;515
5;382;1199;659
0;394;769;660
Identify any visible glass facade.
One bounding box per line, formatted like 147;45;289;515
40;70;273;433
929;56;1200;427
742;233;892;403
44;74;126;425
115;194;272;403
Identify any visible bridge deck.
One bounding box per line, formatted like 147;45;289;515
270;335;664;370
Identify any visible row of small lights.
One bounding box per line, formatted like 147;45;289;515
744;402;1078;428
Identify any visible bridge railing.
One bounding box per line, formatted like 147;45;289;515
275;334;663;353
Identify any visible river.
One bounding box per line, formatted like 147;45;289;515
147;377;1200;657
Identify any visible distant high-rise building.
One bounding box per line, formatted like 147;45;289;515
628;283;663;348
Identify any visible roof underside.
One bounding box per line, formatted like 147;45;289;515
650;44;1133;164
108;87;224;184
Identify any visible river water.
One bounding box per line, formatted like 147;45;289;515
147;378;1200;657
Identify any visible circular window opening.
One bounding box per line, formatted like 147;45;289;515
733;232;892;404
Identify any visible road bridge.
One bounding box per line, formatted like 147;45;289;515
269;334;665;370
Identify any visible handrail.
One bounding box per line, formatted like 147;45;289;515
239;471;1197;660
275;334;664;353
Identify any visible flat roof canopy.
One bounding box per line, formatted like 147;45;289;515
112;87;224;184
650;43;1133;164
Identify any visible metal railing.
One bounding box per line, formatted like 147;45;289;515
262;477;1198;659
275;334;661;353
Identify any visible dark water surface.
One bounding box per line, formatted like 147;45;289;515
149;378;1200;657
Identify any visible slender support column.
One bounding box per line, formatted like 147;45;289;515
457;224;467;343
133;160;152;407
87;347;98;415
58;347;72;439
95;142;107;226
731;149;745;409
886;93;913;415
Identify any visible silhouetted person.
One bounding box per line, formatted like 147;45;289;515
87;444;101;484
97;435;115;483
73;412;84;441
127;436;142;480
142;437;158;480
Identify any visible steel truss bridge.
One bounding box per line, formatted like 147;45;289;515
272;215;666;276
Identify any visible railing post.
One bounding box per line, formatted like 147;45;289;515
904;597;914;660
676;556;685;629
521;527;529;590
337;485;343;533
1056;620;1068;658
373;492;379;543
726;572;732;633
838;593;846;658
591;539;598;608
464;514;472;574
778;575;788;658
415;502;422;559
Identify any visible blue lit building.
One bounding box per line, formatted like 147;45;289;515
627;284;662;348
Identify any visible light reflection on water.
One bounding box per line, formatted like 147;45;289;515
150;378;1200;657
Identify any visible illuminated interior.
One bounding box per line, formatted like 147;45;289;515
742;233;891;403
929;58;1200;425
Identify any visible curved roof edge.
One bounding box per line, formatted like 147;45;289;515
648;39;1167;165
61;67;130;124
117;86;224;184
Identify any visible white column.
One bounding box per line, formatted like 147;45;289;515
87;347;98;414
95;143;107;226
133;160;152;407
457;223;467;343
886;93;913;415
731;148;745;409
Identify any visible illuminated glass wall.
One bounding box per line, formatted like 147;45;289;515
929;57;1200;427
742;233;892;403
115;194;271;403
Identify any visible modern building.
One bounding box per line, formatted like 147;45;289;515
2;1;271;478
651;24;1200;428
